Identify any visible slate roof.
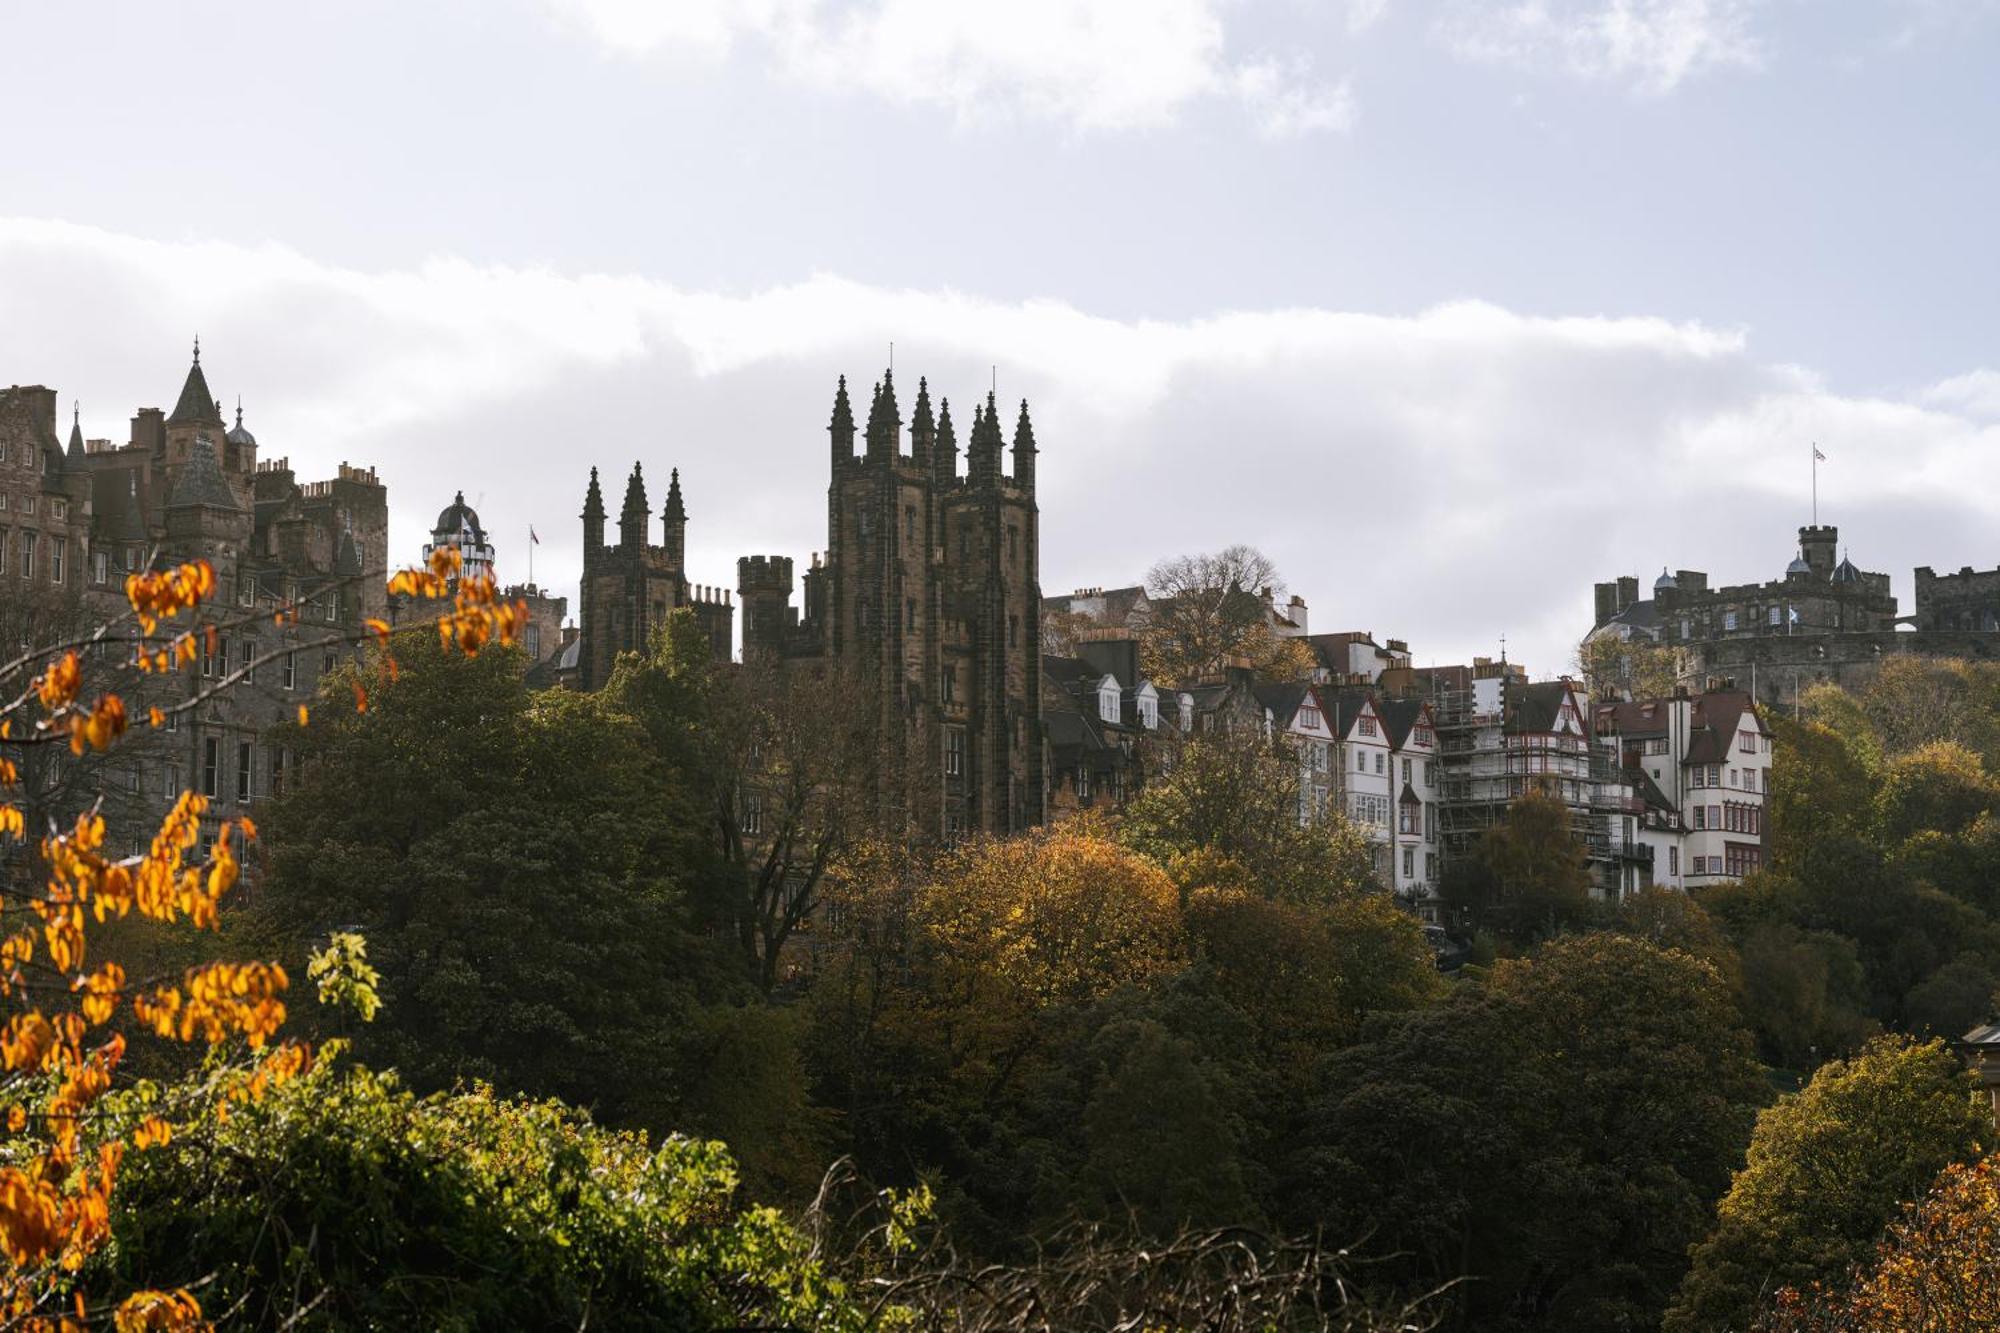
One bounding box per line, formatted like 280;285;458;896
1253;680;1312;727
1375;697;1429;749
167;350;224;427
1505;681;1578;735
166;438;240;510
90;468;153;542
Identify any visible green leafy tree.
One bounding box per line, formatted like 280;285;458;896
1873;739;1999;846
1441;786;1597;945
1766;718;1875;872
252;631;736;1134
1300;934;1765;1329
1668;1036;1989;1332
1736;922;1875;1070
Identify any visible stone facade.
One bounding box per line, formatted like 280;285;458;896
2;344;387;853
1584;522;1992;708
575;464;733;689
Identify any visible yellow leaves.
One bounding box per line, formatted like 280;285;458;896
0;805;22;841
4;1106;22;1133
0;1167;65;1268
124;559;215;634
67;694;129;756
74;964;126;1027
148;707;165;729
130;1118;172;1151
38;902;84;975
0;757;15;786
134;962;288;1048
388;544;461;599
297;704;310;727
34;653;81;711
2;1014;58;1073
114;1288;206;1330
352;679;369;714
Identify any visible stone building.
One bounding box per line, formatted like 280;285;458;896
1915;563;2000;632
1587;523;1922;705
395;490;570;676
575;464;733;689
573;370;1046;840
2;343;388;853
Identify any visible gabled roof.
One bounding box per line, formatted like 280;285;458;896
1318;686;1381;739
1375;697;1431;749
1504;680;1583;735
1253;680;1313;727
1683;690;1760;765
1398;781;1421;807
1594;698;1670;738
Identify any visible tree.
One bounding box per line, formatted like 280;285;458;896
252;630;733;1134
1300;934;1764;1329
1140;546;1314;686
1767;719;1876;872
97;1053;876;1330
1441;786;1597;944
1121;726;1377;904
1736;922;1875;1070
1859;655;2000;762
0;545;525;1325
1873;740;1999;846
1668;1035;1989;1332
1575;633;1683;702
610;616;875;992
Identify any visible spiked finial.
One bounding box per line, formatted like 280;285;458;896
583;465;605;516
67;402;84;460
664;466;686;522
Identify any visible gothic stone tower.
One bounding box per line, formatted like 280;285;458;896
808;369;1043;838
577;464;731;689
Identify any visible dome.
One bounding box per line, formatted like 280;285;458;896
225;400;256;449
1833;552;1863;584
1653;567;1677;593
1786;551;1813;577
433;490;485;544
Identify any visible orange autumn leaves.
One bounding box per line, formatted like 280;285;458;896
0;547;523;1328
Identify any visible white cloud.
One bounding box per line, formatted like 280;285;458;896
542;0;1352;136
1436;0;1762;93
5;216;1995;676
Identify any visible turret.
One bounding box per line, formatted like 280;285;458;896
662;467;687;570
829;375;855;467
737;554;796;658
1012;398;1037;492
66;403;84;463
934;397;959;487
1800;525;1837;579
582;467;606;557
910;377;935;472
619;462;649;551
865;368;900;464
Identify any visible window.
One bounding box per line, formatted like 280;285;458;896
19;496;33;516
1709;804;1721;828
323;653;336;679
1299;705;1321;729
284;652;296;691
1669;846;1680;876
0;528;6;574
270;747;286;798
1768;605;1782;626
20;534;32;580
1139;696;1157;728
1402;846;1414;879
92;550;107;584
240;575;255;607
1076;765;1091;801
1425;853;1437;883
1740;729;1759;752
1359;716;1377;737
1679;618;1691;639
1693;805;1706;830
944;728;965;778
941;667;956;704
1423;760;1433;788
905;506;917;542
1374;753;1384;775
1402;758;1412;782
1399;799;1421;835
201;638;215;678
1415;724;1434;747
1724;609;1739;631
49;540;61;584
905;598;916;632
164;764;181;800
50;499;65;520
1098;686;1119;723
740;793;762;835
524;624;541;658
1357;750;1366;772
240;638;255;684
1644;737;1668;755
237;742;253;802
202;739;219;798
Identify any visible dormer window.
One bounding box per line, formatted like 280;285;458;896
1139;695;1158;729
1178;693;1194;731
1098;683;1119;724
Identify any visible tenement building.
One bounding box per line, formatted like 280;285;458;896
1586;521;2000;705
1;342;388;853
578;370;1045;839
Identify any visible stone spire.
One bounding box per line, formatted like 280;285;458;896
866;368;900;463
968;390;1003;488
166;437;239;510
662;467;687;568
619;462;649;549
909;376;935;470
66;402;84;462
582;466;606;554
934;396;959;486
167;336;225;428
1011;398;1037;492
829;375;856;465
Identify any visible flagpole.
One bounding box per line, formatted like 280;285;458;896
1811;442;1818;526
528;524;534;589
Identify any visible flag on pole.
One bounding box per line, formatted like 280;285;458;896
530;526;541;545
1812;444;1826;461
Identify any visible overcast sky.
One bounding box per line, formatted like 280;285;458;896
5;0;2000;674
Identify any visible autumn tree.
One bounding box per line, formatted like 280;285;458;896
1767;718;1876;871
0;544;526;1325
1668;1035;1989;1332
1574;632;1683;702
1140;546;1314;686
1121;726;1377;904
1873;739;1999;845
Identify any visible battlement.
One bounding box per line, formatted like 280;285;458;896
737;554;795;591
